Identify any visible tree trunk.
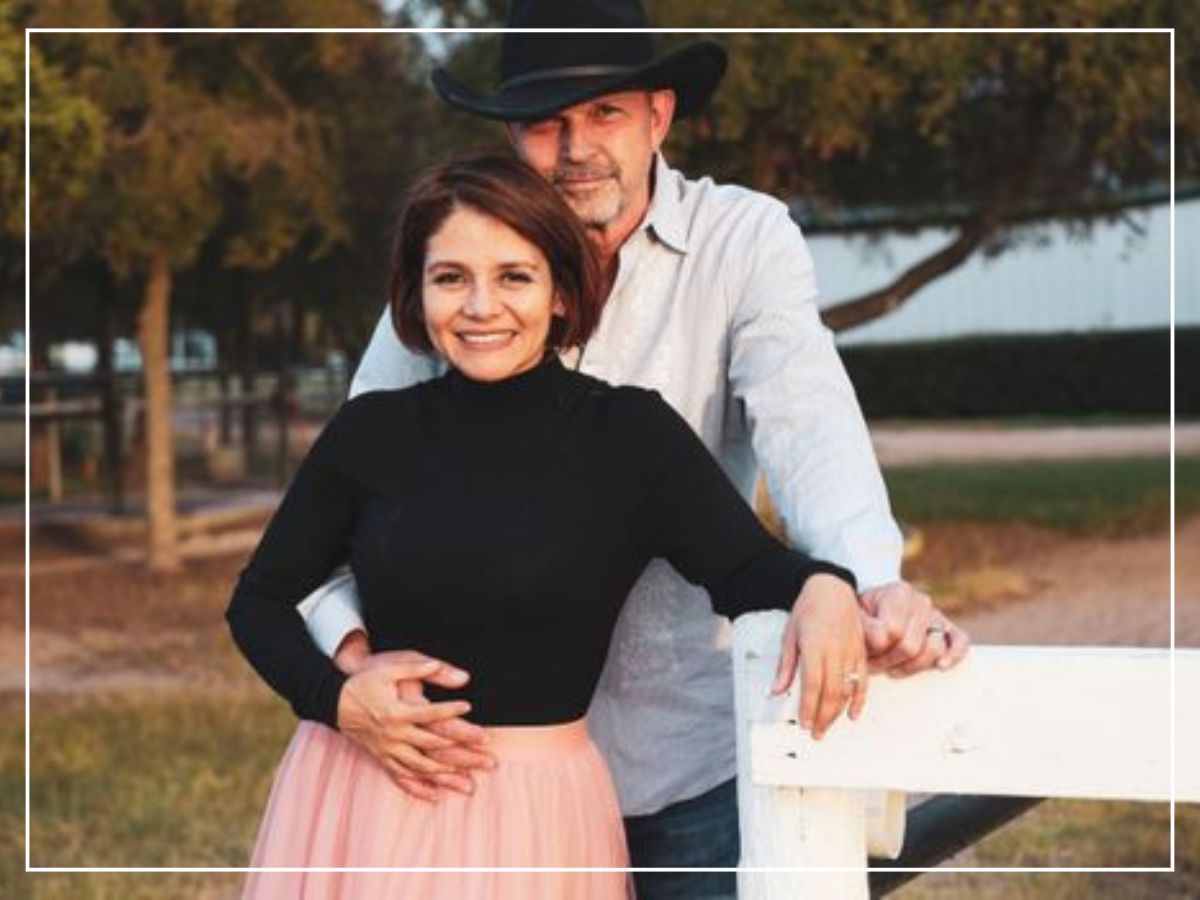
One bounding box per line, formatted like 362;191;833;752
137;250;180;572
240;295;260;475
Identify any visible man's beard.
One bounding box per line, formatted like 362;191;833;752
552;162;624;229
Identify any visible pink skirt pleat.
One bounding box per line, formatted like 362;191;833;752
242;719;632;900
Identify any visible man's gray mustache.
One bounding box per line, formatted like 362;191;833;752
553;167;618;183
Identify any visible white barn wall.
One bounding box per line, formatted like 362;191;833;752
812;198;1197;346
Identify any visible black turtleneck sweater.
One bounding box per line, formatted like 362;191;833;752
226;357;855;728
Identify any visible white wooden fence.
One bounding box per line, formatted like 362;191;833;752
732;611;1200;899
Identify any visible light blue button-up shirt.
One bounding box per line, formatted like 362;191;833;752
300;155;903;816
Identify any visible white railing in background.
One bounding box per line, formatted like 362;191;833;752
732;611;1200;899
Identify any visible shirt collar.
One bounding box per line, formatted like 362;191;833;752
641;153;689;255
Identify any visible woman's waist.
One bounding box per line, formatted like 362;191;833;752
482;717;592;761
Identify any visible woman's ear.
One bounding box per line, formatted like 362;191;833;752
552;292;567;317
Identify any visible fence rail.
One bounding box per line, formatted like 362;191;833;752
732;612;1199;898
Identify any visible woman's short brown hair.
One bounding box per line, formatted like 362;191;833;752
388;154;604;354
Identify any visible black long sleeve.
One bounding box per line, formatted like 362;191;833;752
226;358;854;727
225;411;355;727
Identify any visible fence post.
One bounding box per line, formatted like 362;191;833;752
733;611;871;899
44;384;63;503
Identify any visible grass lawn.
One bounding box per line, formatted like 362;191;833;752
3;691;290;898
896;799;1199;898
4;689;1198;898
884;455;1199;533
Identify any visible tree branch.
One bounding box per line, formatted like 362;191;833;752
820;213;1000;333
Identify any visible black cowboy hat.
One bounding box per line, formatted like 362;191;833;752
431;0;727;122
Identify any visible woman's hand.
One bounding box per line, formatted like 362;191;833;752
771;573;868;740
336;650;497;801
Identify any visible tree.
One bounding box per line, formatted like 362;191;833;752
652;0;1192;330
29;2;378;570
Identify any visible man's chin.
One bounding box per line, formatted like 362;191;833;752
567;199;623;230
560;188;622;229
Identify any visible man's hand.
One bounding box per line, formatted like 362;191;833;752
859;581;970;676
332;629;373;675
334;647;496;801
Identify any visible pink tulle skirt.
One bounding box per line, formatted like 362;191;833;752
241;718;631;899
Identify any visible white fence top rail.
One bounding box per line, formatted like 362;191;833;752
736;614;1199;803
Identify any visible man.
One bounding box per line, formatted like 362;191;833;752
300;2;969;897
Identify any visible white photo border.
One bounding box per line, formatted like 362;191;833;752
23;23;1179;878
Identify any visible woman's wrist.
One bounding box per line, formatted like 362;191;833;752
803;561;858;596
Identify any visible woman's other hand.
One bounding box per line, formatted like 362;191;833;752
770;573;868;741
336;650;497;801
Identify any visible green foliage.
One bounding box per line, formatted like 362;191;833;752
30;26;348;279
642;1;1186;233
841;328;1189;419
0;2;28;241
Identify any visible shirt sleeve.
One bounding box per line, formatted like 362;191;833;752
625;391;856;618
350;306;443;398
225;404;362;727
726;198;904;589
297;307;443;655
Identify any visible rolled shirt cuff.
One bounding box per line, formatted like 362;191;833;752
296;567;367;658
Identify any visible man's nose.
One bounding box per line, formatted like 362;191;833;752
559;120;593;163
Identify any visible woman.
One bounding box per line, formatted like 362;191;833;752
227;154;866;899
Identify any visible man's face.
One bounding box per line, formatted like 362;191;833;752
507;90;675;246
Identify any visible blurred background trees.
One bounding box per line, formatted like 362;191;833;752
7;0;1193;567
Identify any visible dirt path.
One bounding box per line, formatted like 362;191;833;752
953;517;1198;648
873;421;1198;467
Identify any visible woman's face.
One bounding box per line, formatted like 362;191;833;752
422;204;563;382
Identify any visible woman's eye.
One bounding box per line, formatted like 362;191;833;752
432;272;464;286
501;271;533;285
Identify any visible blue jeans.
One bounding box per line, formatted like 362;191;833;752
623;778;739;900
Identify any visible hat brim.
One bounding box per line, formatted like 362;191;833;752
432;40;727;122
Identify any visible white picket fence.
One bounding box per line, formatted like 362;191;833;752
732;611;1200;899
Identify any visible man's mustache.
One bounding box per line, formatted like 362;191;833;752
552;164;619;184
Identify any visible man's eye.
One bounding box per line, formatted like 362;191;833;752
596;105;622;119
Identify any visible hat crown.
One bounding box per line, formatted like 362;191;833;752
501;0;656;86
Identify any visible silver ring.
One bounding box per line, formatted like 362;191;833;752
843;671;863;687
926;624;947;639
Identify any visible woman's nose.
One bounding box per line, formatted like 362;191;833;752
463;283;500;317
